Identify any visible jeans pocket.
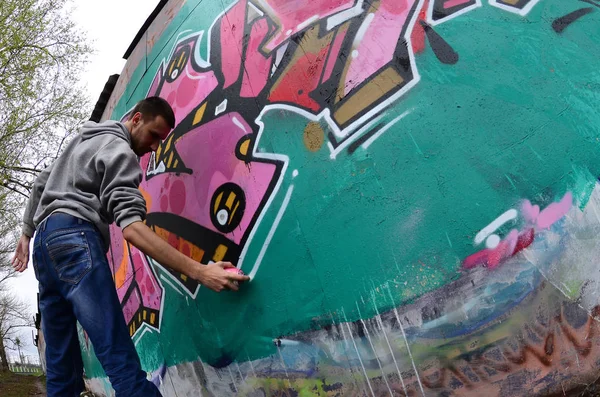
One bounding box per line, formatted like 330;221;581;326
46;230;92;285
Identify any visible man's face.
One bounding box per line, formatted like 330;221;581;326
130;113;171;156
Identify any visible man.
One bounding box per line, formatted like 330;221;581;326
11;97;249;397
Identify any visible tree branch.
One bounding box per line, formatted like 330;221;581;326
0;183;28;198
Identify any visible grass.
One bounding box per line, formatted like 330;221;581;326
0;370;45;397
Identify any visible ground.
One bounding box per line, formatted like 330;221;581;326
0;371;46;397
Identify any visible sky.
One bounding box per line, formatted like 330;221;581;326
6;0;161;363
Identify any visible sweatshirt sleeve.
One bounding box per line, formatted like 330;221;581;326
22;163;54;237
95;139;147;229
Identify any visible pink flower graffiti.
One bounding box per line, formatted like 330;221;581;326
463;193;573;270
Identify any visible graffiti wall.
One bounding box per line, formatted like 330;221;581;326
82;0;600;395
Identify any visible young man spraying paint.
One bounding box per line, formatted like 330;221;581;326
11;97;249;397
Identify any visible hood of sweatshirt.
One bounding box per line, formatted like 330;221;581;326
21;118;145;251
80;120;132;146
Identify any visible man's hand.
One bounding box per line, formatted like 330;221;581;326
194;261;250;292
123;222;250;292
12;234;30;273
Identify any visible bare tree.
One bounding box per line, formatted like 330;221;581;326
0;293;32;371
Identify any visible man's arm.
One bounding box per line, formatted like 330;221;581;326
122;221;249;292
95;140;248;291
13;163;54;273
22;163;54;238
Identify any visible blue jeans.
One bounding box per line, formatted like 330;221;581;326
32;213;162;397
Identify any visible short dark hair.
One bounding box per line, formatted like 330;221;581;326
131;96;176;129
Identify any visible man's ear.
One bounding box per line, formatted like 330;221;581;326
132;112;142;125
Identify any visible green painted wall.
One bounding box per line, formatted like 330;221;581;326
81;0;600;395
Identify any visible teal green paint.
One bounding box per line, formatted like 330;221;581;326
570;165;597;211
408;133;423;155
445;232;453;248
505;174;517;190
80;0;600;379
145;0;233;76
78;326;106;379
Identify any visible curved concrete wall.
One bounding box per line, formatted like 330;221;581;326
83;0;600;395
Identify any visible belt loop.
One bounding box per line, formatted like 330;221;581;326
42;219;47;232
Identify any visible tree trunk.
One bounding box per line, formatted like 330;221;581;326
0;336;9;371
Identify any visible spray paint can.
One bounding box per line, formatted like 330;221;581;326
225;267;246;288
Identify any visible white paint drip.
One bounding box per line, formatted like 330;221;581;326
371;294;408;395
393;308;426;396
246;353;258;378
247;185;294;280
276;345;292;388
485;234;501;249
276;338;302;346
445;232;453;248
377;314;408;395
343;314;376;397
327;0;365;30
474;209;518;245
232;116;248;133
227;366;238;392
357;304;394;396
353;12;375;48
235;362;245;384
590;199;600;224
362;109;413;150
292;169;299;178
334;316;367;393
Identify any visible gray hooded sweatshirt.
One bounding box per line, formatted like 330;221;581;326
22;120;146;251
